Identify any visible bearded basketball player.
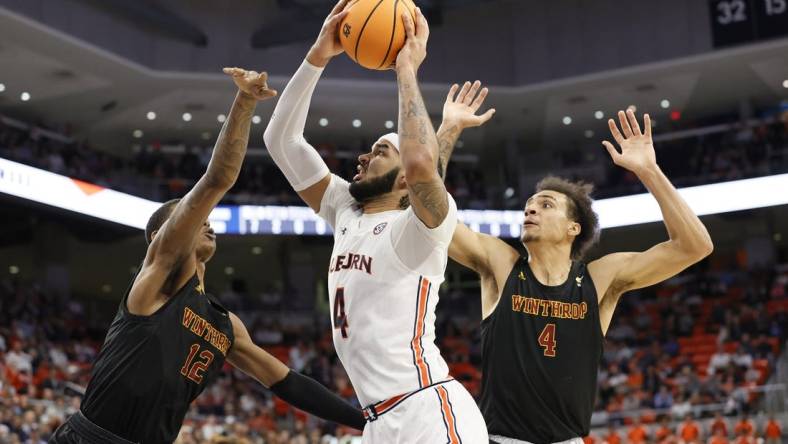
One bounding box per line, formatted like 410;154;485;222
263;2;495;442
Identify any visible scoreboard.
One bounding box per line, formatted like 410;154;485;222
709;0;788;47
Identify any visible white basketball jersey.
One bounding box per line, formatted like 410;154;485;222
318;175;457;406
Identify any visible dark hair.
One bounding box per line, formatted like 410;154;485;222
145;199;181;244
535;176;600;260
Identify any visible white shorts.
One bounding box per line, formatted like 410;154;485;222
362;380;488;443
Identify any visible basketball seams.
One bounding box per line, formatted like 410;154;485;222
353;0;388;64
376;0;400;69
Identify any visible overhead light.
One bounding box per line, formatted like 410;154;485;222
224;266;234;275
9;265;19;275
20;92;30;101
660;99;670;109
201;132;211;140
251;246;262;255
783;79;788;89
562;116;572;125
584;130;594;138
670;110;681;121
132;129;143;138
594;111;604;120
352;119;362;128
627;105;637;112
101;284;112;293
504;187;515;199
147;111;157;120
182;112;192;122
0;83;5;93
385;120;394;129
319;118;329;127
252;115;262;124
217;114;226;123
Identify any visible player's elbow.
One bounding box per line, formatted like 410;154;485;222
263;123;278;150
403;153;437;183
203;170;236;191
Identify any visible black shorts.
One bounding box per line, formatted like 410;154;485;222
50;411;138;444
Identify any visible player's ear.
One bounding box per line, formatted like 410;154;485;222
568;221;581;237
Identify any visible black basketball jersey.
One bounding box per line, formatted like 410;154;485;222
80;274;234;444
480;256;602;443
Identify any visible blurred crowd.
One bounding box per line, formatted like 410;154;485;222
1;111;787;210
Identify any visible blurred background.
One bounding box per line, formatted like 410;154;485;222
0;0;787;443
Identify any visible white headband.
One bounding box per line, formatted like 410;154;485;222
376;133;400;152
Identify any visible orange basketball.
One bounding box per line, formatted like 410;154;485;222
338;0;418;70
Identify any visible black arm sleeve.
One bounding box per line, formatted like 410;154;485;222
270;370;366;431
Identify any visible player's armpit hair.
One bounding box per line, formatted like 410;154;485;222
409;181;449;225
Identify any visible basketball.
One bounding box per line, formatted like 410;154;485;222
339;0;418;70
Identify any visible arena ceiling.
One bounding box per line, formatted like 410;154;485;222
0;4;786;156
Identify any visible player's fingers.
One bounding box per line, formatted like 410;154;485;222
446;83;459;102
644;113;652;138
602;141;621;161
608;119;625;145
328;9;349;26
329;0;350;16
415;7;429;39
476;108;496;125
627;109;642;136
618;110;633;138
464;81;481;106
257;71;268;83
456;81;472;104
470;87;489;111
402;11;415;39
222;67;245;76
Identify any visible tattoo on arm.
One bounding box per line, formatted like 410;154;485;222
410;181;449;223
206;92;256;186
436;124;460;180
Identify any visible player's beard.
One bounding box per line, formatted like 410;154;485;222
349;166;400;204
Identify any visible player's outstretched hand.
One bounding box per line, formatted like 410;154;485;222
223;68;278;101
308;0;351;67
395;7;429;75
602;109;657;175
442;81;496;129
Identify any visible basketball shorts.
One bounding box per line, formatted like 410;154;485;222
361;379;488;443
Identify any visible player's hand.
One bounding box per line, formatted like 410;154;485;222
395;7;429;75
442;81;496;130
603;110;658;175
307;0;351;67
222;68;277;101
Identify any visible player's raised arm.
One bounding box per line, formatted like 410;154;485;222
394;8;450;228
589;110;713;330
226;312;366;431
436;80;495;179
132;69;275;312
147;69;274;263
263;0;350;212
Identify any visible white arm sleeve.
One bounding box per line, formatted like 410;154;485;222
391;194;459;274
263;59;330;192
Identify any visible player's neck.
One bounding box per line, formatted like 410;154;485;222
361;191;407;214
525;243;572;286
195;261;206;289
